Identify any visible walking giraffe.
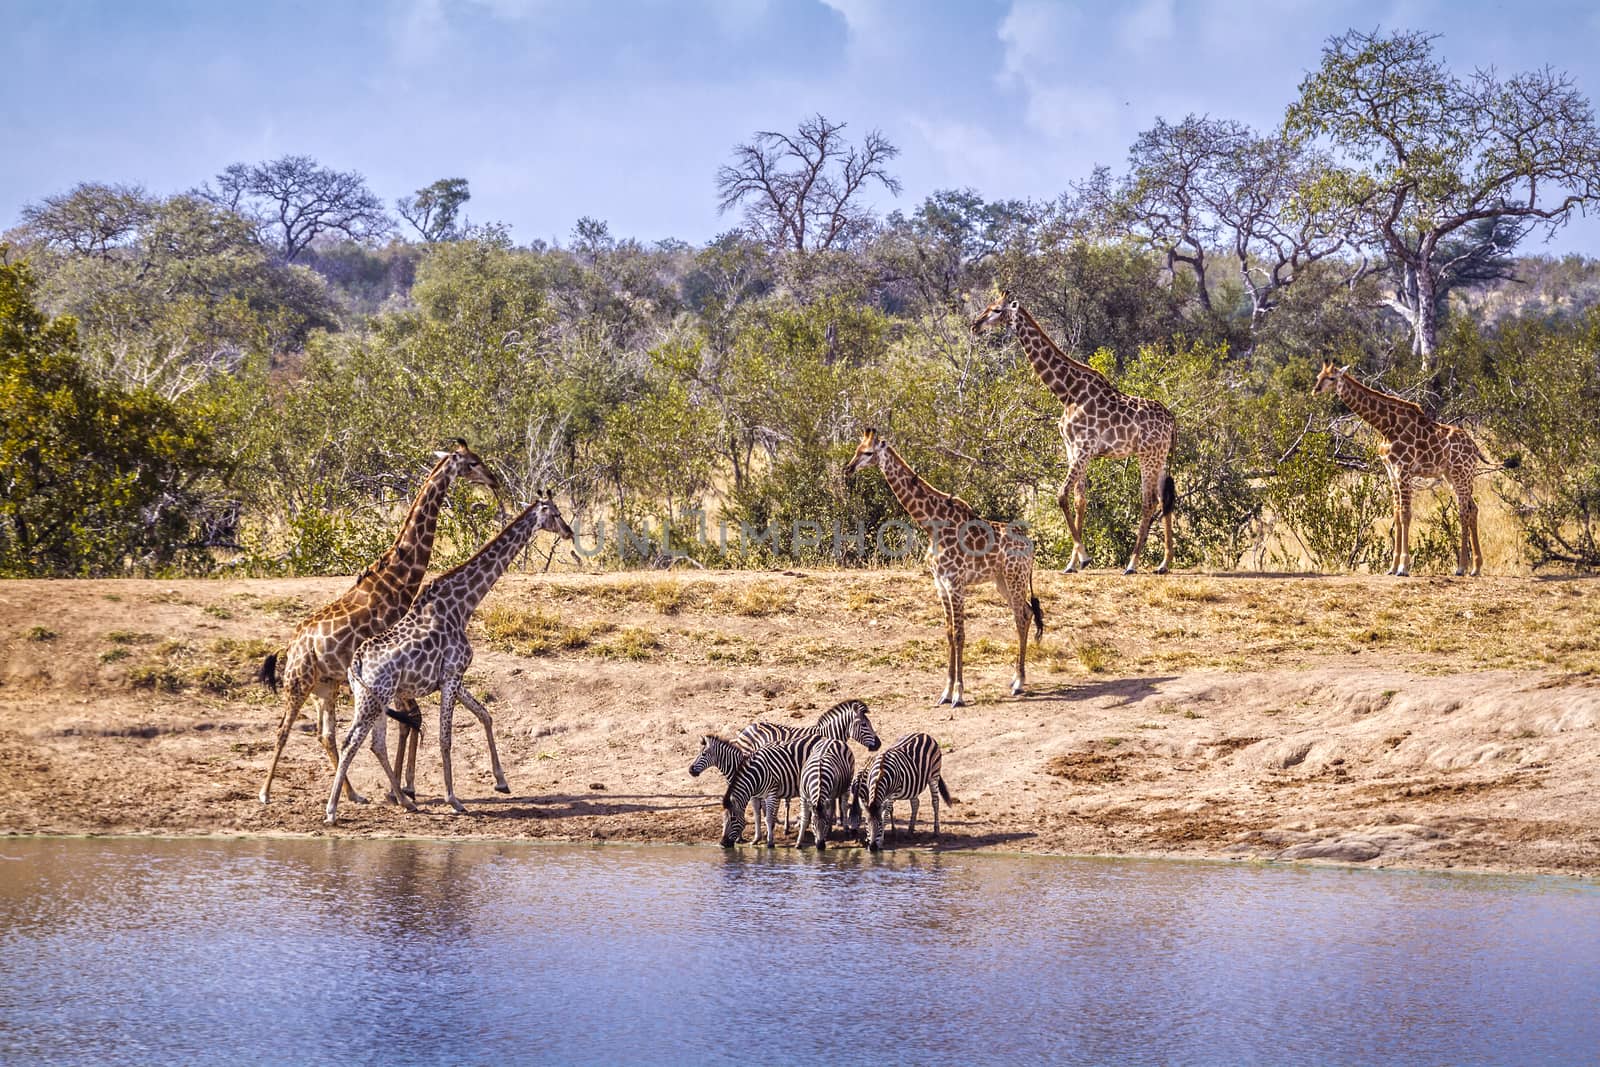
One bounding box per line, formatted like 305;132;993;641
1314;361;1516;576
845;428;1043;707
972;292;1176;574
324;495;573;824
257;440;500;804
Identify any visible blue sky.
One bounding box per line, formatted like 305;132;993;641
5;0;1600;253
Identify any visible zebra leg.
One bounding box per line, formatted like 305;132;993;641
763;793;778;847
931;781;941;838
796;798;813;849
908;795;920;837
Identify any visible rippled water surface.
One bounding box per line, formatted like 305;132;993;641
0;838;1596;1065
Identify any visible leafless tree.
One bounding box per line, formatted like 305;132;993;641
203;155;391;261
716;114;901;254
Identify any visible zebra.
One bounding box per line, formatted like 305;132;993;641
690;734;759;843
856;732;956;853
720;735;823;848
736;699;881;830
736;698;882;752
796;738;855;850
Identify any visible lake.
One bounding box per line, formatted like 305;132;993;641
0;837;1595;1065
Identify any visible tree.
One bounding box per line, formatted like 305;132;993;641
716;114;902;254
1081;115;1353;328
1287;29;1600;365
0;253;225;575
204;155;391;262
15;182;155;258
397;178;470;243
877;189;1034;314
15;191;338;398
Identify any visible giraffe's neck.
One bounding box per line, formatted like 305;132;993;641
1011;306;1111;405
877;443;969;533
367;455;457;599
1335;374;1421;441
423;504;548;621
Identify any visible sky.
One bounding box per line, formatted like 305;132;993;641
5;0;1600;254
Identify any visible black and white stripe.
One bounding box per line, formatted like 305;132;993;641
735;699;880;832
689;734;744;781
736;698;882;753
795;738;855;850
859;732;955;852
720;735;822;847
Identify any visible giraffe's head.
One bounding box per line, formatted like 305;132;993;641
525;491;575;541
434;439;503;495
1313;360;1347;395
970;290;1018;335
843;428;887;476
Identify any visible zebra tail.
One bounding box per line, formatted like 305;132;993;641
1160;473;1177;516
257;651;281;694
1029;595;1044;642
938;777;957;806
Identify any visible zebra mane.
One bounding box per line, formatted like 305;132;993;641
817;698;865;732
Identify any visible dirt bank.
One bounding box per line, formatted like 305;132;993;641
2;570;1597;877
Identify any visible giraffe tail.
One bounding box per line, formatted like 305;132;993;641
1029;595;1044;642
1160;473;1177;516
256;651;281;694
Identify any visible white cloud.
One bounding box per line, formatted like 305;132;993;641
996;1;1120;140
1115;0;1175;54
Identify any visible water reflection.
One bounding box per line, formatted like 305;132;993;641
0;839;1595;1066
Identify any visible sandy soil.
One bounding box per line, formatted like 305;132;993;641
2;569;1598;877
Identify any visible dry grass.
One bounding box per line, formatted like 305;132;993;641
713;582;796;617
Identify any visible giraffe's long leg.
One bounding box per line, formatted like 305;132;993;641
936;586;957;705
400;698;421;798
259;670;312;804
1384;468;1403;575
438;677;467;814
1001;562;1031;697
1057;455;1091;572
1126;457;1163;575
949;590;967;708
1452;475;1481;576
1395;480;1414;577
325;692;413;824
455;688;510;795
315;685;366;804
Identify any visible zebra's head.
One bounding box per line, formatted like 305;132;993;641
847;701;881;751
689;735;717;777
719;794;746;848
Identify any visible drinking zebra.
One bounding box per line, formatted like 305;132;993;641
796;738;855;850
690;733;758;843
720;735;823;848
857;732;956;853
736;698;881;830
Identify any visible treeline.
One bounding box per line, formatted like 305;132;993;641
3;29;1599;577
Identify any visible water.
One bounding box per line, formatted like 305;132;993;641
0;838;1595;1066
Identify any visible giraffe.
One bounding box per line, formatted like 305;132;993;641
1314;361;1516;576
256;440;500;804
323;494;574;824
845;428;1043;708
972;291;1177;574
